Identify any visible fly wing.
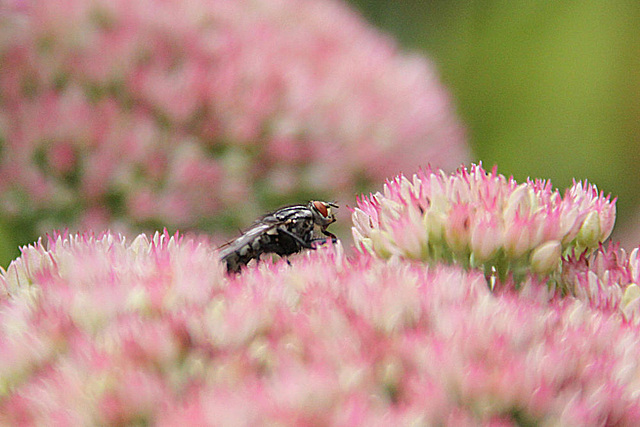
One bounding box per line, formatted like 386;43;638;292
218;221;278;259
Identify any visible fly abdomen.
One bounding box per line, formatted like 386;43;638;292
219;225;277;273
219;201;338;273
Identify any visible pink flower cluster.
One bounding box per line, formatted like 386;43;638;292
1;231;640;425
0;0;467;235
561;243;640;323
352;164;616;282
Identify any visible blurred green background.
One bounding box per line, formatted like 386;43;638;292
348;0;640;245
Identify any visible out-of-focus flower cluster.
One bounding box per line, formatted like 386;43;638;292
560;243;640;324
0;0;466;237
352;163;615;282
2;231;640;425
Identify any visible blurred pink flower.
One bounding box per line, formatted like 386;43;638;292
561;243;640;323
352;163;616;282
0;0;467;237
1;231;640;424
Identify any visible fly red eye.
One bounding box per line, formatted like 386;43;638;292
313;200;328;217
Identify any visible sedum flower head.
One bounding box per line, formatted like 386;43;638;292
1;232;640;424
561;243;640;323
352;163;616;282
0;0;467;237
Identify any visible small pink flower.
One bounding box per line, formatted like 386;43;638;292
46;141;77;175
561;243;640;322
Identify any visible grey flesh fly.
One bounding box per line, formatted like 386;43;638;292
219;200;338;273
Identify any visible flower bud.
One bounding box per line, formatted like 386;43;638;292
426;209;446;244
576;211;602;248
470;215;502;263
621;284;640;321
370;230;394;259
504;185;537;222
599;203;616;241
530;241;562;275
503;218;532;259
444;204;471;254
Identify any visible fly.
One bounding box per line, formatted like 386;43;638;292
219;200;338;273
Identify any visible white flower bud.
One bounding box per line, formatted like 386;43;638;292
576;211;602;248
530;240;562;275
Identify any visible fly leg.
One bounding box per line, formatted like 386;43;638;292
279;228;315;250
309;230;338;248
321;229;337;243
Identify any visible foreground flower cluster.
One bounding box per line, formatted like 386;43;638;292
0;0;466;237
1;231;640;425
353;164;615;282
